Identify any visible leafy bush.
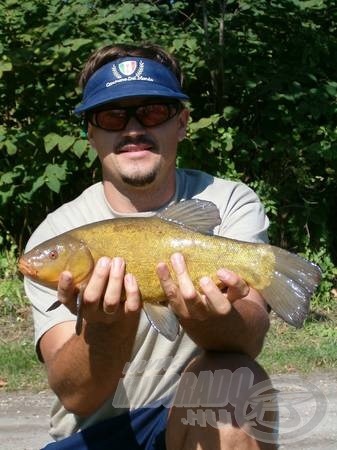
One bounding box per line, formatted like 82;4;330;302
0;278;28;316
303;247;337;311
0;232;18;277
0;232;27;315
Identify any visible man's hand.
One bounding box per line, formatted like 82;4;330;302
57;256;141;326
41;256;142;416
156;252;250;320
156;252;269;356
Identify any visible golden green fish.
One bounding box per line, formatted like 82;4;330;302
18;200;321;340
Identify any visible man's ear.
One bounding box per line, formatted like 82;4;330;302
87;123;96;147
177;108;189;142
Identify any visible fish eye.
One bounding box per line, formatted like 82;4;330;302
48;249;58;260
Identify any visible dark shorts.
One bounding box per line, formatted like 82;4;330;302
42;404;168;450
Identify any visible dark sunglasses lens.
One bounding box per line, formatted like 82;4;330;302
90;103;180;131
95;109;128;131
136;104;177;127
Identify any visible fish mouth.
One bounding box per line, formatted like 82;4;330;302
18;257;37;278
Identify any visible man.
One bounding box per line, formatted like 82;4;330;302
24;43;277;449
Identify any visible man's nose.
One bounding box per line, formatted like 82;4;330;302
122;115;146;134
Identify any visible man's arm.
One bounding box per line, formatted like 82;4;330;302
40;252;269;417
157;252;270;358
39;257;141;417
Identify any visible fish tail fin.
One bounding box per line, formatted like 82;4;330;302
261;247;322;327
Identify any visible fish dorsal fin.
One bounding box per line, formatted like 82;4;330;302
157;199;221;234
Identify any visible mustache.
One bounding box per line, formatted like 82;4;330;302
115;135;158;152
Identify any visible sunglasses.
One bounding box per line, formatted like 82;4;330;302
87;102;182;132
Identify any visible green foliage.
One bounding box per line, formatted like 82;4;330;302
259;318;337;373
0;278;28;316
0;0;336;310
303;247;337;310
0;341;46;390
0;232;19;279
0;233;27;315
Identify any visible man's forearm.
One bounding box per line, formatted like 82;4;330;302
180;297;270;358
46;319;138;417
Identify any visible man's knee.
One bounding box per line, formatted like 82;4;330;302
184;351;268;377
166;352;278;450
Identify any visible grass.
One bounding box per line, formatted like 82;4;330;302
0;278;47;391
0;273;336;391
0;340;47;390
258;312;337;373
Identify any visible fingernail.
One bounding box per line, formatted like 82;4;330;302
112;257;124;270
217;268;230;280
99;257;110;268
61;272;72;283
124;273;135;287
171;253;184;271
200;276;211;287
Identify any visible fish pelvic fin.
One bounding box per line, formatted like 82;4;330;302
157;199;221;234
261;247;322;327
143;303;180;341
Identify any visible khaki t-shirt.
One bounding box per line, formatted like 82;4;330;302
24;168;269;440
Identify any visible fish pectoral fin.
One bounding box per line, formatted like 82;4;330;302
157;199;221;234
46;287;85;335
46;300;61;312
75;285;86;335
143;303;180;341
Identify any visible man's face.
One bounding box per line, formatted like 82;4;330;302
87;97;189;189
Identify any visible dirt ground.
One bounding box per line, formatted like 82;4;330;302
0;389;52;450
0;370;336;450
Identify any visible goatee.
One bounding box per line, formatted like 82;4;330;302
120;169;158;187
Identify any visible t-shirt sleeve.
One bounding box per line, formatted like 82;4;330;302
177;169;269;244
216;182;269;244
25;277;77;355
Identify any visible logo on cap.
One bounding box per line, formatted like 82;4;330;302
119;61;137;76
111;60;145;80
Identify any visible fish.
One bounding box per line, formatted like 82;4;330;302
18;199;322;340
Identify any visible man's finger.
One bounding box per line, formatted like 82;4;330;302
84;257;111;312
170;253;197;300
217;268;250;302
103;257;125;314
156;262;188;316
170;253;207;319
57;271;77;314
199;276;231;315
124;273;141;312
